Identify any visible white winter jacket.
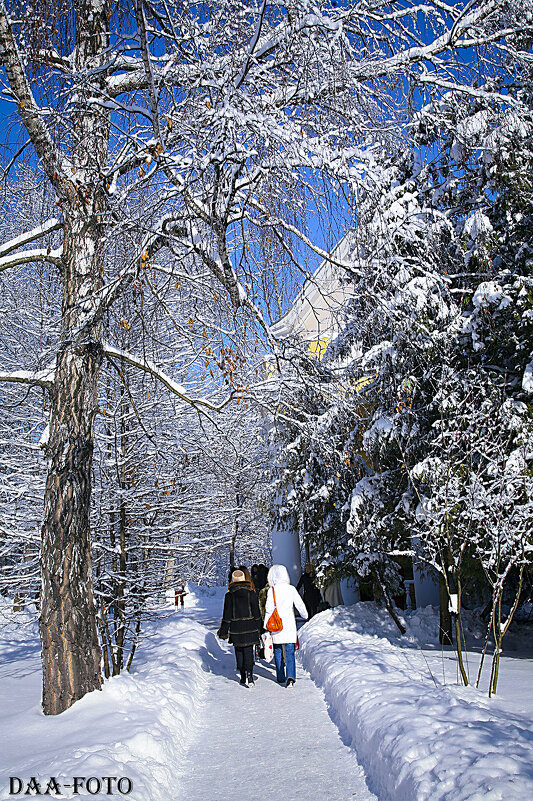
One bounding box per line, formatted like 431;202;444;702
264;564;308;644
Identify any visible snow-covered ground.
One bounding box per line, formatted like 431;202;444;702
1;590;532;801
177;589;378;801
0;591;214;801
299;603;533;801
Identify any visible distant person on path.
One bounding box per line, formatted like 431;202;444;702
296;563;322;618
264;564;308;687
257;572;270;659
217;569;263;687
258;580;269;620
174;583;187;608
256;564;270;619
252;563;268;593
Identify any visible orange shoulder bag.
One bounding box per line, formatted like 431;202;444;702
266;587;283;632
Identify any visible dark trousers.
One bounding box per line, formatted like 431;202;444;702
234;645;254;675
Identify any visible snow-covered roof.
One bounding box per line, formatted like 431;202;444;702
270;230;355;344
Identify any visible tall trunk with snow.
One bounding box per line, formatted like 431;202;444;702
40;310;104;713
39;0;111;714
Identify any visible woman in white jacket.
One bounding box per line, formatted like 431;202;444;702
264;564;308;686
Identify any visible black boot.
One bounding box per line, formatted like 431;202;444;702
247;671;255;686
239;671;248;687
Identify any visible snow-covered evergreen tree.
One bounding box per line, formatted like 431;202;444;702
268;1;533;676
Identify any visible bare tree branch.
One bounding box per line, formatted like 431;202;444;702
0;2;70;193
0;246;63;273
103;343;235;412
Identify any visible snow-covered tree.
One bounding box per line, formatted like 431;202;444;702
275;1;533;684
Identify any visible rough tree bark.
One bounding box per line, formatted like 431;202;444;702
0;0;111;713
39;0;111;715
40;331;104;713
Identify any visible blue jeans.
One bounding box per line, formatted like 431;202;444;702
274;643;296;683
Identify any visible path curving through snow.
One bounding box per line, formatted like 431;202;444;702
176;596;379;801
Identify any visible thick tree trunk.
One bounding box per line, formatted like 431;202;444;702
37;0;111;715
40;213;106;714
40;335;103;714
39;199;107;716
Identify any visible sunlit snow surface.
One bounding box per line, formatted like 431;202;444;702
299;604;533;801
0;596;211;800
1;591;532;801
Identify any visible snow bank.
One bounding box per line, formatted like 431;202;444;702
3;591;532;801
0;595;216;801
299;603;533;801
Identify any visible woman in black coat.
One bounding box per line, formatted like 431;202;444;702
217;569;263;687
297;562;322;618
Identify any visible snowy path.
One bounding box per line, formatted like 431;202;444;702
177;601;378;801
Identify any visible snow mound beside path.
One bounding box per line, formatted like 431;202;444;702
299;603;533;801
0;599;214;801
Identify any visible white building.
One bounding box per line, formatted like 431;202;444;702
270;231;356;354
269;231;439;609
269;232;358;604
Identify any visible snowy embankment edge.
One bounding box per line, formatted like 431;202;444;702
298;604;533;801
0;609;213;801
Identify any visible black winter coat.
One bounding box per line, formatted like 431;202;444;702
297;572;321;615
218;582;262;647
